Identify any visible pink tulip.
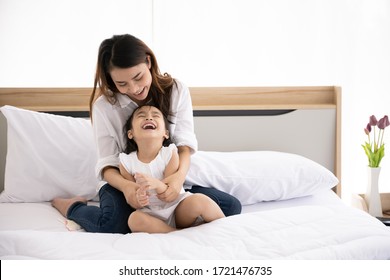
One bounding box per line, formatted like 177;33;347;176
378;115;390;129
369;115;378;126
365;124;371;134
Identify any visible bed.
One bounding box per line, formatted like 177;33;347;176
1;86;390;260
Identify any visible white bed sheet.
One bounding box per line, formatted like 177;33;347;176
1;190;390;260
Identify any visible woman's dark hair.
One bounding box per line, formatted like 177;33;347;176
90;34;175;120
123;105;173;154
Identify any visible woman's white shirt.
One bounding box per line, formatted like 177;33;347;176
92;80;198;189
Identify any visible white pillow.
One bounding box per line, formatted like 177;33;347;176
0;105;98;202
185;151;339;205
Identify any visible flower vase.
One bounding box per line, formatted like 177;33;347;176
364;167;383;217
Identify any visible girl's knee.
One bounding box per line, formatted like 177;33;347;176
188;193;210;210
192;193;209;201
189;194;218;214
128;211;147;232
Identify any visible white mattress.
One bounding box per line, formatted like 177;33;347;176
0;190;339;232
1;190;390;260
241;189;344;213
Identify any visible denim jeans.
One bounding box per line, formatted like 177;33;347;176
187;185;242;217
67;184;134;234
67;183;242;234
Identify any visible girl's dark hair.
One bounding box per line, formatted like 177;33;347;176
90;34;175;120
124;105;173;154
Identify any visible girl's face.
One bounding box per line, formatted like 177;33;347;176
110;60;152;105
128;106;169;143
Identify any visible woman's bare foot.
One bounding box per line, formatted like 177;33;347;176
51;197;87;217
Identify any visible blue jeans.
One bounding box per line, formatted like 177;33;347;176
67;184;242;234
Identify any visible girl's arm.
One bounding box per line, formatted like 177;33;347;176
119;163;135;181
163;146;180;177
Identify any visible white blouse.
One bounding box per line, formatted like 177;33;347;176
92;80;198;189
118;144;178;181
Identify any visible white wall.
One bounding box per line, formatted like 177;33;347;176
0;0;153;86
1;0;390;200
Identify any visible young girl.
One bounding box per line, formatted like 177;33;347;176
119;105;224;233
52;34;241;234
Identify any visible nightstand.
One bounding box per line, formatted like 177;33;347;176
351;192;390;226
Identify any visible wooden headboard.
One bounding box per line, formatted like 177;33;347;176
0;86;340;111
0;86;341;195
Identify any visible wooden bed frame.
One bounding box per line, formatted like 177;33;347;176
0;86;342;195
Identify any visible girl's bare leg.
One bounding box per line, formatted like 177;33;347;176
51;196;87;217
175;194;225;229
129;210;176;233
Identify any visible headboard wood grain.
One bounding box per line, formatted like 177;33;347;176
0;86;339;111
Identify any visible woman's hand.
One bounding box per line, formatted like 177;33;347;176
120;182;141;208
120;181;150;208
160;171;184;202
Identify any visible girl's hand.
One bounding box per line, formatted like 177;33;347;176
135;185;150;208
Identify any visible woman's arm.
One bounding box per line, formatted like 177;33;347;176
159;145;191;202
155;82;196;202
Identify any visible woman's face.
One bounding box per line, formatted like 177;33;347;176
110;61;152;105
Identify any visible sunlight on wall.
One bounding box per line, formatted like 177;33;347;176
0;0;153;86
1;0;390;201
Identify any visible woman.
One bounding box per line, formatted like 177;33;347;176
52;34;241;233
